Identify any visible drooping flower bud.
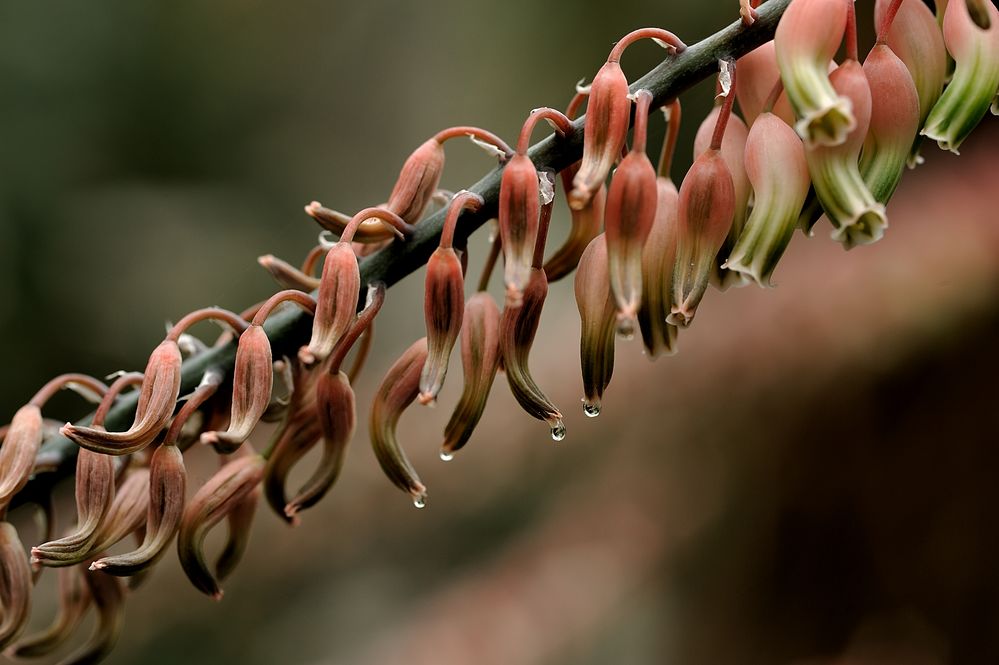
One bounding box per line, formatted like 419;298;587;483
637;172;680;357
214;477;259;586
420;191;484;404
570;28;686;209
0;405;43;513
88;467;151;556
370;338;430;507
921;0;999;153
257;253;321;292
604;89;658;334
806;60;888;248
575;235;618;416
441;291;502;458
0;522;32;650
63;568;125;665
177;452;265;599
860;44;921;203
499;156;545;306
874;0;948;165
736;41;779;125
775;0;854;146
263;391;322;524
724;112;811;286
10;565;89;658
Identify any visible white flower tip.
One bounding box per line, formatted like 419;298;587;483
575;78;591;95
467;134;506;159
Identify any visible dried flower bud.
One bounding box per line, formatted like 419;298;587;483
806;60;887;248
921;0;999;153
499;154;544;306
10;565;90;658
441;291;502;457
177;452;265;599
860;44;920;203
736;41;780;125
874;0;948;165
0;405;42;512
63;340;183;455
301;242;360;366
0;522;31;650
604;89;658;333
257;253;321;292
92;444;185;576
575;235;618;417
670;149;735;327
775;0;854;147
725;112;811;286
31;447;116;568
202;325;273;452
501;268;565;440
63;569;125;665
89;467;151;555
638;177;680;357
371;338;430;507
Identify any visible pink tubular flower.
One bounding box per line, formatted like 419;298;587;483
421;191;485;405
575;234;618;417
775;0;854;147
736;40;779;126
570;27;686;209
604;89;658;335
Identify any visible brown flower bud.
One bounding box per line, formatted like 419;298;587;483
0;405;43;512
501;267;564;440
177;452;264;599
370;338;430;507
257;253;321;292
215;479;259;585
263;406;322;524
62;568;125;665
575;235;618;417
387;138;447;223
442;291;502;457
637;177;680;358
306;201;404;244
499;154;544;306
89;467;151;556
0;522;32;650
10;565;90;658
300;242;361;367
201;325;273;452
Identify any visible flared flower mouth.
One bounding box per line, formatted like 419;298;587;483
794;95;856;147
829;205;888;248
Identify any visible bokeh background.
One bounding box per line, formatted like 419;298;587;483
2;1;999;663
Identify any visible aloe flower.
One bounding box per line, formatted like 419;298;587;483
0;522;32;649
775;0;854;146
922;0;999;153
575;234;617;416
736;40;779;125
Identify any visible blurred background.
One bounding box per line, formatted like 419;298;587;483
2;1;998;663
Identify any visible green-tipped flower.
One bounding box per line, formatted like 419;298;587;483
807;60;887;248
725;113;811;286
575;234;617;416
860;44;920;203
775;0;854;147
922;0;999;153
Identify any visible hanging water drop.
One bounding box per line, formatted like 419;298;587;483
583;401;601;418
550;420;566;441
413;495;427;509
439;450;454;462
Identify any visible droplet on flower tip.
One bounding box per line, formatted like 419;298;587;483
439;450;454;462
550;420;567;442
582;401;601;418
413;496;427;509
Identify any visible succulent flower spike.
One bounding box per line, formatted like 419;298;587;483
178;450;265;599
570;27;686;209
286;283;385;519
370;337;430;507
575;235;618;416
775;0;854;147
921;0;999;153
874;0;948;166
725;112;811;286
638;102;682;358
0;522;32;650
500;108;572;306
694;63;751;291
11;565;90;658
441;291;502;458
860;44;920;203
64;568;125;665
257;253;321;292
203;291;316;453
420;191;484;405
0;373;108;513
301;207;407;367
604;89;658;335
807;60;888;248
737;40;780;125
669;62;738;327
544;92;605;283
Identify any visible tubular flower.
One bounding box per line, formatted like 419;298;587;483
604;89;658;334
806;60;887;248
775;0;854;146
501;267;565;440
570;28;686;209
63;569;125;665
874;0;948;165
421;191;484;405
177;452;265;600
88;467;152;559
725;112;811;286
257;253;320;294
441;291;502;458
0;522;32;650
0;406;42;512
215;480;259;586
736;41;779;125
10;565;90;658
263;392;322;524
921;0;999;153
575;235;618;417
370;338;430;507
860;44;921;203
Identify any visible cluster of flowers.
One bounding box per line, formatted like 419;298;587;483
0;0;995;661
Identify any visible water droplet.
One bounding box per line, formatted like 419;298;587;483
583;402;601;418
413;496;427;509
550;420;566;441
439;450;454;462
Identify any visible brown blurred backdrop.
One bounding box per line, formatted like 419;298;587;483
2;1;998;664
